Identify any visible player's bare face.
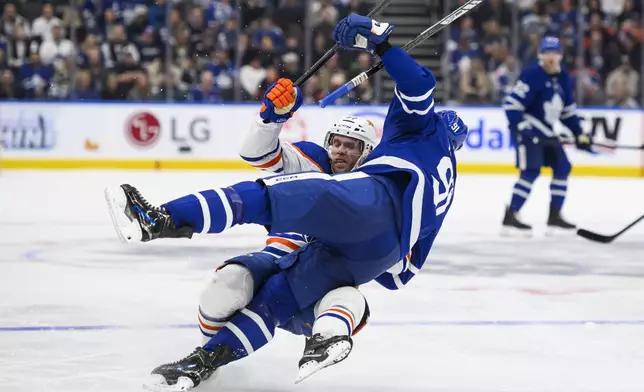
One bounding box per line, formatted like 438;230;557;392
541;52;562;74
329;135;362;173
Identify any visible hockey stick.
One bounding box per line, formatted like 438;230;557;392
293;0;394;87
577;214;644;243
319;0;485;107
563;141;644;150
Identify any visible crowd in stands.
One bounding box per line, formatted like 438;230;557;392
0;0;373;103
0;0;642;107
446;0;643;107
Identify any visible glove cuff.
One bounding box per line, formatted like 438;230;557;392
375;40;392;57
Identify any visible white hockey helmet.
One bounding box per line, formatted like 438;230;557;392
324;115;378;169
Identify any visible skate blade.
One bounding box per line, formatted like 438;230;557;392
500;226;533;238
143;375;195;392
104;186;142;244
545;226;577;238
295;340;352;384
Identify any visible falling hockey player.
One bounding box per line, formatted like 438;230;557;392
502;36;594;236
105;13;469;391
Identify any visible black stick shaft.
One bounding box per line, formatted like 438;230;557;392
294;0;394;87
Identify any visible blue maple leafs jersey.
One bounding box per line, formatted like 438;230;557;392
503;63;583;139
358;47;457;290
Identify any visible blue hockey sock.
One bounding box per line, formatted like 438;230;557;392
550;177;568;211
509;170;538;212
162;181;270;234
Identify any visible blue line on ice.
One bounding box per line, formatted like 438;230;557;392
1;320;644;332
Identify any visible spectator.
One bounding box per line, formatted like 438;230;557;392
101;8;119;40
257;65;279;99
31;2;61;41
253;17;284;52
101;24;140;69
147;0;167;30
101;73;123;100
19;52;53;99
128;73;153;100
187;7;208;58
606;56;640;101
280;52;300;82
83;47;107;93
521;1;552;39
189;70;220;102
39;22;74;65
217;18;238;56
341;0;370;18
492;54;520;102
459;57;491;104
73;69;99;100
239;56;266;100
607;78;639;108
0;68;24;98
7;24;36;69
114;51;144;97
571;56;604;106
274;0;305;35
0;3;31;38
137;26;163;68
206;0;235;27
127;5;149;39
312;0;339;30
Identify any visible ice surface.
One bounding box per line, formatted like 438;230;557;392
1;170;643;392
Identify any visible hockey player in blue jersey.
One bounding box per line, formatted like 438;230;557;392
105;14;468;391
502;36;593;236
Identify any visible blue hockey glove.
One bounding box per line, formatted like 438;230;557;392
575;133;593;152
259;78;303;123
332;13;394;53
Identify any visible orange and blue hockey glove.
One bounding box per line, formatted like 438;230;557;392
259;78;303;123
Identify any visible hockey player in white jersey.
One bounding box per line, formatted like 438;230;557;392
502;36;594;236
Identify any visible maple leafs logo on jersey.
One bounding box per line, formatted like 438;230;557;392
543;94;564;125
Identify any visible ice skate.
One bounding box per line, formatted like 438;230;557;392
501;206;533;238
545;207;576;237
143;346;231;391
295;333;353;384
104;184;193;244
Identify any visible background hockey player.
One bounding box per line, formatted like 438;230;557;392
105;13;468;391
502;36;594;236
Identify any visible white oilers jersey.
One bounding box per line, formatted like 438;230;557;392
239;116;331;174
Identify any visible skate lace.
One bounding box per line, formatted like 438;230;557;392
133;189;162;212
168;348;201;366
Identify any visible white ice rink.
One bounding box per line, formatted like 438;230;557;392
1;170;643;392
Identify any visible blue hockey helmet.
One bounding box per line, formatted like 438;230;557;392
437;110;468;151
539;36;562;54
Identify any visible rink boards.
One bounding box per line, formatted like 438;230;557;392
1;102;643;176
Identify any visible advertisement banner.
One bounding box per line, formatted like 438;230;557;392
1;102;642;176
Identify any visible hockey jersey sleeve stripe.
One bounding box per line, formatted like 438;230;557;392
503;96;525;111
251;151;283;169
240;142;280;162
260;250;281;259
290;143;324;172
199;306;232;323
394;86;435;116
560;111;575;119
266;236;302;251
272;232;308;242
263;245;289;258
397;86;435;102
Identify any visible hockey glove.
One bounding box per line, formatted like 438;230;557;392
575;134;593;152
332;14;394;53
260;78;303;124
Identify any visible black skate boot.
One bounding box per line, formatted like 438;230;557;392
501;206;533;237
144;345;234;391
546;206;576;236
295;333;353;384
104;184;193;244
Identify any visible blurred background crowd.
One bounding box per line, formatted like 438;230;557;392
0;0;641;107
